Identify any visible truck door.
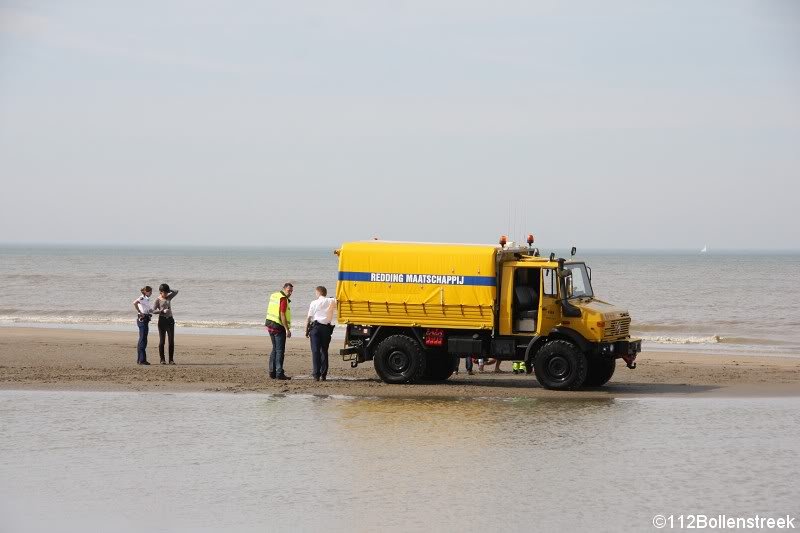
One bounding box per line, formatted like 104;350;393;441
538;268;562;335
499;264;540;336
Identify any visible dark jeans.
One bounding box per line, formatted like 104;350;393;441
269;328;286;375
456;356;473;372
309;323;333;378
137;319;149;364
158;316;175;362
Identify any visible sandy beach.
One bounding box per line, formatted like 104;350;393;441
1;327;799;398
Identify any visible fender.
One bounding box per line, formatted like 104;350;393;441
523;334;543;363
546;327;591;352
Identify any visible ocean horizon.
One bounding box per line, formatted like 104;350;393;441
2;242;799;254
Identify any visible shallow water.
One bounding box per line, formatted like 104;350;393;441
1;391;798;532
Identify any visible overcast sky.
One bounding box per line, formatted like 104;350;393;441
1;0;798;249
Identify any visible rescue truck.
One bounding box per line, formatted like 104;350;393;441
335;237;641;390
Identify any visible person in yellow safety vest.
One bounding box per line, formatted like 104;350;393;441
512;361;525;374
265;282;293;380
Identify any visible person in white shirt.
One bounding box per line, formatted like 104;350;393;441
132;286;153;365
306;286;336;381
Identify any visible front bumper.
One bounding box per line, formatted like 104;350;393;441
597;338;641;356
597;338;641;368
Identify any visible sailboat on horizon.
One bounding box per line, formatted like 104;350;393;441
700;244;708;253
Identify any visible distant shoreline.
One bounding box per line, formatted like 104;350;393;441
2;327;799;398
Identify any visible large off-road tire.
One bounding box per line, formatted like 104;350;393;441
423;352;458;381
533;340;588;390
374;335;427;384
584;357;616;387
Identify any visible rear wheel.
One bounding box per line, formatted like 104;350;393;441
423;352;458;381
584;357;616;387
533;340;588;390
374;335;427;384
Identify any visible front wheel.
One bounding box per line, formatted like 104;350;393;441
533;340;588;390
584;357;616;387
374;335;426;384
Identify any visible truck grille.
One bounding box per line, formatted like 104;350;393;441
604;317;630;339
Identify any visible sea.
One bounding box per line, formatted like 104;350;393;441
1;245;799;357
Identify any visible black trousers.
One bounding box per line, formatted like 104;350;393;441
309;323;333;378
158;316;175;362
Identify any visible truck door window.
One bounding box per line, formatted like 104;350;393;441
570;271;585;296
512;268;539;313
543;269;557;297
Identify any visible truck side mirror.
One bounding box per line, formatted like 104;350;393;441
571;246;577;257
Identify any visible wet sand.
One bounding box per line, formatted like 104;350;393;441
1;327;799;398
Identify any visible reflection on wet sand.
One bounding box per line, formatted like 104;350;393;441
2;392;798;533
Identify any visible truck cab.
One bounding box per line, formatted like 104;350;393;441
494;254;640;388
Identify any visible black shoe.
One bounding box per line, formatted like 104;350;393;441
313;376;320;382
269;371;276;379
160;360;166;365
321;375;327;381
168;360;175;365
140;361;151;366
276;374;291;380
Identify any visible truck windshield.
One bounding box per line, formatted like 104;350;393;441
564;263;594;299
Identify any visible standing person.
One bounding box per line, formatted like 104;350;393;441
132;286;153;365
265;283;293;380
306;286;335;381
454;356;473;376
152;283;179;365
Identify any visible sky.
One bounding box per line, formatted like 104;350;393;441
0;0;798;250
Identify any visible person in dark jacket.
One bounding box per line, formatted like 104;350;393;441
151;283;179;365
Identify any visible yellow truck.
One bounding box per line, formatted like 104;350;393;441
335;239;641;390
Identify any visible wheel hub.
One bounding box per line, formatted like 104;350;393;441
547;355;571;381
387;350;410;373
